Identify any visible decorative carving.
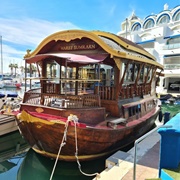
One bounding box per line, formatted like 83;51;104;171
35;107;44;113
24;49;31;58
53;33;84;42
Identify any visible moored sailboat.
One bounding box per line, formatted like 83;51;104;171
15;29;163;161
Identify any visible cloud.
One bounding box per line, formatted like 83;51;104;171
0;18;79;46
0;17;80;73
109;5;116;17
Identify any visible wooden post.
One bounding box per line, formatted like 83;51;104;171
75;66;79;95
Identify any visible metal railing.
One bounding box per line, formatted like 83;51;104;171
133;124;172;180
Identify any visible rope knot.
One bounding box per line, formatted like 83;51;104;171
68;114;79;122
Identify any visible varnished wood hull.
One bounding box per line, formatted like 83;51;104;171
16;105;160;161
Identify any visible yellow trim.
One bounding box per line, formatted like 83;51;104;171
18;110;66;125
24;29;126;59
33;147;111;161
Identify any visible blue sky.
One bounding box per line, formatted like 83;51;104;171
0;0;179;73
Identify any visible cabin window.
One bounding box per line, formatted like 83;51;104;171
144;65;152;83
124;63;134;83
46;61;57;78
147;100;153;109
139;66;144;83
79;64;114;87
123;62;141;84
126;104;141;118
40;58;115;98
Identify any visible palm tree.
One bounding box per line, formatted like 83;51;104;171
20;66;25;74
14;64;18;77
9;63;14;75
31;64;37;76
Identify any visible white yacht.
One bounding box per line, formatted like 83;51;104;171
0;81;4;89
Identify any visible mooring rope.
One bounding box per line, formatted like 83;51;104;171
50;115;100;180
49;119;70;180
73;117;100;178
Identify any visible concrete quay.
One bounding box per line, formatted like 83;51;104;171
93;124;163;180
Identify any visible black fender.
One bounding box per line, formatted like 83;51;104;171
158;110;163;122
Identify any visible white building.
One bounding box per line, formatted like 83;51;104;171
117;4;180;93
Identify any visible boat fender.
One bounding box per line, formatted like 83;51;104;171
158;110;163;122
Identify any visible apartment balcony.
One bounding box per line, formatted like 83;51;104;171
162;43;180;50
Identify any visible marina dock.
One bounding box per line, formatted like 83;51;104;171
0;114;18;136
93;130;161;180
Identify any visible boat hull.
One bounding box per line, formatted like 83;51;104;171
16;106;160;161
4;83;21;88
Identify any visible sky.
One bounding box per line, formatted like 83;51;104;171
0;0;179;73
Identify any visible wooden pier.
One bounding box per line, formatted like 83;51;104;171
0;114;18;136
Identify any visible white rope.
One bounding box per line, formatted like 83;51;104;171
73;119;100;177
49;115;100;180
49;119;70;180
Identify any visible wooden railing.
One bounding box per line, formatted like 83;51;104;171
23;90;101;108
42;82;60;94
94;86;115;100
119;84;151;99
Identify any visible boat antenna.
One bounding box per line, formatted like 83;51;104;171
0;35;3;76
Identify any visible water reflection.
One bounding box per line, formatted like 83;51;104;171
0;131;106;180
0;87;26;98
0;161;16;173
0;131;29;180
17;149;105;180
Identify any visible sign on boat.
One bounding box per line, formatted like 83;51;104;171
15;29;163;162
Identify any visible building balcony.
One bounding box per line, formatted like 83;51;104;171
162;43;180;50
164;64;180;70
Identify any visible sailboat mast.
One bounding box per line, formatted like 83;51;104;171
0;35;3;75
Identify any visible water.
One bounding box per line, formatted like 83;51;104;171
161;101;180;118
0;87;26;98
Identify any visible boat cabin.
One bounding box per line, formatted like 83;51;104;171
23;30;163;118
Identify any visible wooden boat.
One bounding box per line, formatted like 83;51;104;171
15;29;163;161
